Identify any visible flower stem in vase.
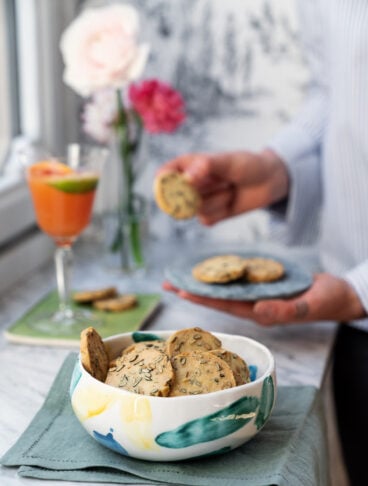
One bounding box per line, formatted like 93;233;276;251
115;90;144;269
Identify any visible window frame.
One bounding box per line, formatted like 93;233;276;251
0;0;19;171
0;0;80;290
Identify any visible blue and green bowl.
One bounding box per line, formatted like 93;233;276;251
70;330;276;461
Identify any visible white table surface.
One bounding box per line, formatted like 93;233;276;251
0;236;337;485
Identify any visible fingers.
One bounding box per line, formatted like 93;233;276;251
163;282;256;318
157;151;264;188
177;291;256;319
253;298;311;325
155;154;198;175
156;154;213;185
162;281;180;292
197;189;234;225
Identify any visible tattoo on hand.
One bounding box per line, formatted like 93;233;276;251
295;300;309;319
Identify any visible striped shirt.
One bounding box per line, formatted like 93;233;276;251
267;0;368;329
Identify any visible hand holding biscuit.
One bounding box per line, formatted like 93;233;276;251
155;149;289;225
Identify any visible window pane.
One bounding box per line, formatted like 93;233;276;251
0;0;20;172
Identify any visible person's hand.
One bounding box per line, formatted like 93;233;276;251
163;273;366;325
158;149;289;225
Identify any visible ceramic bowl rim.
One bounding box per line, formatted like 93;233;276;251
76;330;276;402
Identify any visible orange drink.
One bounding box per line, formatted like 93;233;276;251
22;144;108;335
27;160;99;246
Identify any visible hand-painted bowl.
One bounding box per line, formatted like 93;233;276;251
70;330;276;461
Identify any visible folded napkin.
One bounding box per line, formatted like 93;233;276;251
1;353;329;486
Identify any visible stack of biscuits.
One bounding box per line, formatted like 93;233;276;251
73;286;137;312
192;255;285;284
80;327;250;398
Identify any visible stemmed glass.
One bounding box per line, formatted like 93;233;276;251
21;143;108;334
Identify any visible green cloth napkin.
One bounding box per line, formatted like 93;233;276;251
1;353;329;486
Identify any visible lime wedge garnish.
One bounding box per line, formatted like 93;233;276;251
47;175;99;194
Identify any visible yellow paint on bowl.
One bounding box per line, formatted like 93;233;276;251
72;385;116;421
120;396;158;450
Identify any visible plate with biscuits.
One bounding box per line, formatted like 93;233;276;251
165;251;313;301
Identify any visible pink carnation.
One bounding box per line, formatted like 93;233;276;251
128;79;185;133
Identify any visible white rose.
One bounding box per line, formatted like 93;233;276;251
60;4;149;97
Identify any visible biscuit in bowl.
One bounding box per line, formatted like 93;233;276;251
70;329;276;461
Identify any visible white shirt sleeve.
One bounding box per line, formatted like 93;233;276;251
265;0;328;245
344;263;368;323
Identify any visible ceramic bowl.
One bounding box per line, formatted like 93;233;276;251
70;330;276;461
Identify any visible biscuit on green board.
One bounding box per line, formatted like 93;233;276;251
93;294;137;312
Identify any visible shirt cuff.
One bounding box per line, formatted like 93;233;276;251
266;149;322;245
344;261;368;317
267;123;317;166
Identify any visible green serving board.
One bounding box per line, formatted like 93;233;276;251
4;291;161;347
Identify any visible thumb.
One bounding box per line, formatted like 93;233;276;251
253;298;310;325
184;155;214;186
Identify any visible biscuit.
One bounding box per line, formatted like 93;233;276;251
73;286;117;304
166;327;221;358
192;255;247;283
108;341;166;371
154;171;201;220
169;351;236;396
93;294;137;312
243;257;285;283
105;348;174;397
121;340;167;356
210;349;250;386
80;327;109;382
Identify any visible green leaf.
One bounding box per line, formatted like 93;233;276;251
156;395;259;449
255;375;275;430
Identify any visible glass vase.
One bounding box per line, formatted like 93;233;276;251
99;133;149;274
103;194;149;273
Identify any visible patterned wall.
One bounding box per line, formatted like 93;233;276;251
134;0;308;154
126;0;309;243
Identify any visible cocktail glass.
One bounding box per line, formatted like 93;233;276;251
22;144;108;334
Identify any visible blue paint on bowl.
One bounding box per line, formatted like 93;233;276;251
92;429;129;456
132;331;163;342
69;360;82;397
249;365;258;382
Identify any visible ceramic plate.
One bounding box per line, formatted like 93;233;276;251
165;251;313;301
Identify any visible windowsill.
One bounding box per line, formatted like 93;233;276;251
0;228;54;293
0;174;35;246
0;173;54;291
